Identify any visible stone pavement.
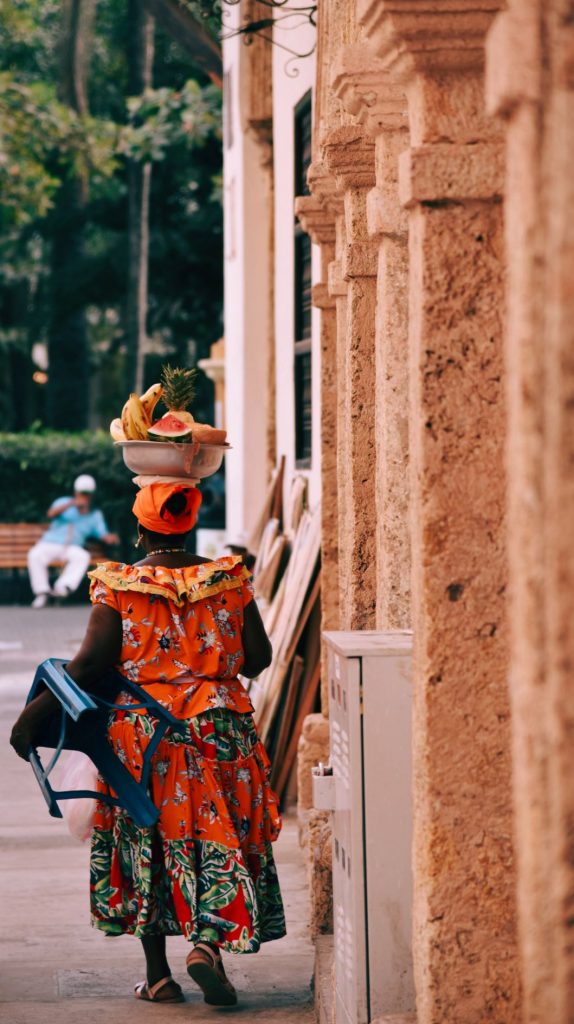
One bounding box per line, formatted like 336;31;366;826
0;606;316;1024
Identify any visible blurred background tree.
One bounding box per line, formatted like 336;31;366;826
0;0;222;431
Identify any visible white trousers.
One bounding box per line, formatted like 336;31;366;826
27;542;91;596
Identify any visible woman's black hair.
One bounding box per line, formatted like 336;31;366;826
164;491;188;516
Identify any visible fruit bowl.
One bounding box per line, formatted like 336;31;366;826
116;440;229;479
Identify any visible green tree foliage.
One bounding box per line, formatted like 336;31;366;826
0;0;222;431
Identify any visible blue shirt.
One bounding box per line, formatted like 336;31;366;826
42;498;109;547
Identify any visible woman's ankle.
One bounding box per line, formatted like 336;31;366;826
141;934;170;985
147;964;171;987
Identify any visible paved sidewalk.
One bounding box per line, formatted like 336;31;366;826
0;607;316;1024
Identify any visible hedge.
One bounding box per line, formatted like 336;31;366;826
0;431;140;558
0;430;226;558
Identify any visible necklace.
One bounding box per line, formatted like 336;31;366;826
148;546;187;556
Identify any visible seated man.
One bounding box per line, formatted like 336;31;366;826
27;474;119;609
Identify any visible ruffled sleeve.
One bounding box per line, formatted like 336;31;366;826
89;572;119;611
221;558;254;607
87;556;253;607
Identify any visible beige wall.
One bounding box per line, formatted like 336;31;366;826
223;25;274;541
272;20;321;511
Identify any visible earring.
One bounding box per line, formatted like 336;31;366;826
134;535;142;549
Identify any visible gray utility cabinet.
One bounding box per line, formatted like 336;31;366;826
315;631;415;1024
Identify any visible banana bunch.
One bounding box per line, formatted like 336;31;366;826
110;383;163;442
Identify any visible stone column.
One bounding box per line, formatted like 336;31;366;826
308;160;350;626
323;127;378;630
333;45;412;631
329;236;350;621
487;4;574;1021
294;191;339;938
295;193;339;711
362;2;522;1021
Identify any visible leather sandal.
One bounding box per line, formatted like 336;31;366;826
134;975;185;1003
186;942;238;1006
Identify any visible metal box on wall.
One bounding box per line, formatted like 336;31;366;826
315;631;414;1024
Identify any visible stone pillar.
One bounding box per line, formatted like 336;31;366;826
307;158;349;626
295;194;339;712
332;45;412;631
487;4;574;1021
362;2;522;1021
329;237;350;622
371;136;411;631
313;257;339;659
323;127;378;630
294;192;339;938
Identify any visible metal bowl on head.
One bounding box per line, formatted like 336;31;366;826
116;441;229;480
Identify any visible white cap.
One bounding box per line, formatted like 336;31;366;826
74;474;96;493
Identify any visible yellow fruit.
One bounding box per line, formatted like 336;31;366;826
140;382;163;420
170;409;195;427
121;393;150;440
121;401;131;439
130;394;151;439
109;417;126;442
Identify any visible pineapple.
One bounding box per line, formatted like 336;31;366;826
160;365;198;427
154;363;228;445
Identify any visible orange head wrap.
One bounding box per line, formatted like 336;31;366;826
132;483;202;535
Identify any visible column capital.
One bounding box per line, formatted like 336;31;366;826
312;282;336;310
331;43;408;139
307;160;345;216
322;126;376;190
295;195;337;246
358;0;501;79
398;142;504;205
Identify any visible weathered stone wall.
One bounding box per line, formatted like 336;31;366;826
373;8;521;1012
487;3;574;1020
299;0;521;1020
294;0;574;1020
324;126;378;630
332;45;411;632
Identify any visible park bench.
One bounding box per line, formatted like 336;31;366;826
0;523;107;571
0;523;109;602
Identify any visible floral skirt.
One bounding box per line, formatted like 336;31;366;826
90;704;286;952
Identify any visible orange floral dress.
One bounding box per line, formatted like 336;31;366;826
87;556;285;951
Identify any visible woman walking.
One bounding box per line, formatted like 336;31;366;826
11;482;285;1005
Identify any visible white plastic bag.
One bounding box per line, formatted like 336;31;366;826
58;750;98;842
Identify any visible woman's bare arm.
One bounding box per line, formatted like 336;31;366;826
241;599;272;678
10;604;122;760
65;604;123;687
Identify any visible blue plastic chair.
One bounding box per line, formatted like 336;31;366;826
26;658;180;827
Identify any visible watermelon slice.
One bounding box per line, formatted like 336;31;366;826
148;413;193;442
